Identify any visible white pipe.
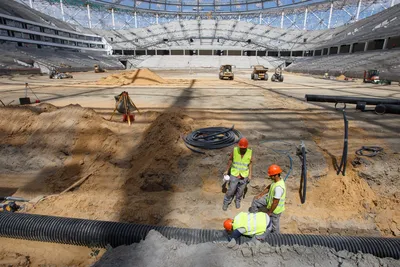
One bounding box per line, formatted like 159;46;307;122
280;11;284;29
328;2;333;29
135;12;138;28
87;4;92;29
303;8;308;30
111;8;115;30
60;0;65;22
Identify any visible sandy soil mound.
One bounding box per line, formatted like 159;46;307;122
125;110;195;192
0;104;119;195
97;68;167;85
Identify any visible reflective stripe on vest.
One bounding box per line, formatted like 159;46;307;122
230;147;252;178
232;212;268;236
266;179;286;214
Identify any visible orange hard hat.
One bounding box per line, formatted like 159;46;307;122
238;137;248;148
223;219;233;231
268;164;282;176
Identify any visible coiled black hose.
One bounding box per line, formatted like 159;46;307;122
356;146;383;157
182;126;242;154
0;213;399;259
336;110;348;176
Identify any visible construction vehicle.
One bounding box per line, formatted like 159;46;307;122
94;64;105;73
363;69;391;84
49;69;73;79
271;65;284;82
251;65;268;81
219;65;234;80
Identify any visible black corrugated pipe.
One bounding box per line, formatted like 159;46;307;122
1;213;400;259
375;104;400;115
305;95;400;106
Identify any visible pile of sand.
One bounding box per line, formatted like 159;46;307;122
97;68;167;86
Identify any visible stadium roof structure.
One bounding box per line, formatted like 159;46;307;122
13;0;400;30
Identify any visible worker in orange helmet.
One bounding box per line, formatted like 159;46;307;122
249;164;286;233
223;212;272;242
222;137;253;211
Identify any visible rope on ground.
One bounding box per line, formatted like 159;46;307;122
356;146;383;157
182;126;242;154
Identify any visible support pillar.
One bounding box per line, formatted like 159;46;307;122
312;50;315;56
280;11;284;29
356;0;362;21
327;47;331;55
111;8;115;30
60;0;65;22
134;12;137;28
259;13;262;25
145;50;148;55
183;50;185;55
382;38;388;50
328;2;333;29
87;4;92;29
337;46;340;54
391;0;395;7
349;43;354;53
156;14;159;24
290;50;292;57
29;0;33;8
303;8;308;30
364;42;368;51
227;50;229;56
278;50;281;57
238;15;241;21
302;51;305;57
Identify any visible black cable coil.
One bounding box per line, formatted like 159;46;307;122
0;212;399;259
182;126;242;153
356;146;383;157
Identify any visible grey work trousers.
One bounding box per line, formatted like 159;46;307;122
223;175;248;206
249;194;282;234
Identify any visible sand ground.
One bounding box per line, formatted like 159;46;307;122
0;69;399;266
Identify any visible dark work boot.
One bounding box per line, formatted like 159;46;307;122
222;203;228;211
235;202;240;209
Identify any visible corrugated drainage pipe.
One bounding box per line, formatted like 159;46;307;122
0;212;399;259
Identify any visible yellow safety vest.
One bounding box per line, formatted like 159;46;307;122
230;147;252;178
267;179;286;214
232;212;268;236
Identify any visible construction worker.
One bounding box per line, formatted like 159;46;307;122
249;164;286;233
223;211;272;241
222;137;253;210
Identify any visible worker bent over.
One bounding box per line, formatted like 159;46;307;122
222;137;253;210
224;212;271;242
249;164;286;233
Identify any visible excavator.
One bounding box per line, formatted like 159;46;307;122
363;69;391;84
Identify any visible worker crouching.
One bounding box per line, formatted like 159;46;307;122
222;137;253;210
249;164;286;233
224;212;272;242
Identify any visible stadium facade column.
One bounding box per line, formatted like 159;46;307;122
156;14;159;24
312;50;315;56
327;2;333;29
349;43;353;53
29;0;33;8
259;13;262;24
382;38;388;50
327;47;331;55
111;8;115;30
280;11;284;28
337;46;340;54
60;0;65;22
87;4;92;29
303;8;308;30
364;42;368;51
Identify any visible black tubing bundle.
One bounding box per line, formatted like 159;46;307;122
183;126;242;153
1;212;400;259
336;110;348;176
375;104;400;115
305;95;400;105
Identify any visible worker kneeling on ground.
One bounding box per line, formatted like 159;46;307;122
222;137;253;211
249;164;286;233
224;212;272;241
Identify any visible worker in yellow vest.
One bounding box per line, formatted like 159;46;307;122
249;164;286;233
222;137;253;211
223;212;272;241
